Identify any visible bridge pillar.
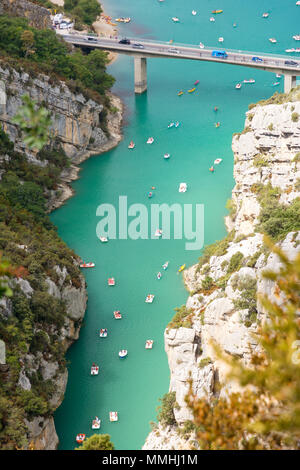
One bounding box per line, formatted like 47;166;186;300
134;57;147;94
284;74;297;93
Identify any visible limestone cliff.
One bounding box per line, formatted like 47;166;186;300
0;0;51;29
143;89;300;450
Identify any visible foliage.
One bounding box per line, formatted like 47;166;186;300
167;305;194;330
186;238;300;449
75;434;114;450
64;0;102;27
197;230;235;269
291;112;299;122
227;251;244;274
232;274;257;317
157;392;178;426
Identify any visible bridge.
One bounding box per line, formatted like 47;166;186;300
61;33;300;94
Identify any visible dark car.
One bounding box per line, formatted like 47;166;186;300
252;56;263;62
285;60;298;66
87;37;98;42
132;43;145;49
119;38;131;44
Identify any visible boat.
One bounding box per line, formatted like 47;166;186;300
276;74;282;78
147;137;154;144
262;12;269;18
128;141;135;149
293;35;300;41
209;166;214;172
285;48;296;52
178;90;184;96
212;10;223;14
92;417;101;429
235;83;242;89
175;121;180;127
113;310;122;319
194;79;200;85
178;264;186;273
218;37;224;43
99;328;108;337
269;38;277;43
108;277;115;286
155;229;163;237
199;43;205;49
145;294;155;303
109;411;118;422
80;262;95;268
76;434;85;444
179;182;187;192
145;340;154;349
164;153;171;159
233;23;237;28
157;272;162;280
91;364;99;375
271;82;280;87
118;349;128;358
209;17;215;22
162;261;169;270
168;122;175;128
243;78;255;84
297;1;300;5
115;17;131;23
172;17;179;22
188;87;196;93
100;236;108;242
148;191;153;198
215;122;220;128
192;10;197;15
214;158;222;164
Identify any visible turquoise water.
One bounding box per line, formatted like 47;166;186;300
52;1;299;450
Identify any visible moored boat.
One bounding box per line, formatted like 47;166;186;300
145;340;154;349
99;328;108;338
109;411;118;422
145;294;155;303
80;262;95;268
119;349;128;358
114;310;122;319
92;417;101;429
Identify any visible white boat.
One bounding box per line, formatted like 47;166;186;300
269;38;277;43
243;79;255;84
80;262;95;268
164;153;170;159
175;121;180;127
172;17;179;22
147;137;154;144
92;417;101;429
155;229;162;237
145;340;154;349
199;42;205;49
91;364;99;375
297;1;300;5
157;272;162;280
192;10;197;16
286;48;296;52
168;122;175;128
214;158;223;164
145;294;155;303
235;83;242;89
218;37;224;43
179;182;187;193
109;411;118;422
119;349;128;358
293;35;300;41
108;277;115;286
113;310;122;319
276;74;282;78
99;329;108;338
128;141;135;149
162;261;169;270
100;236;108;242
210;17;215;22
262;13;269;18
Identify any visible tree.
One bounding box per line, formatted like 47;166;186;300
186;236;300;449
75;434;114;450
21;30;35;57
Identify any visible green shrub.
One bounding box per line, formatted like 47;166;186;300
291;112;299;122
227;252;244;274
167;305;193;330
156;392;178;426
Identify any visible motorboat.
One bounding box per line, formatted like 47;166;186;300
178;264;186;273
235;83;242;89
145;340;154;349
164;153;171;159
269;38;277;43
80;262;95;268
128;141;135;149
76;434;85;444
178;90;184;96
162;261;169;270
114;310;122;319
91;364;99;375
147;137;154;144
262;13;269;18
92;417;101;429
188;87;196;93
100;236;108;242
108;277;115;286
99;328;108;337
145;294;155;303
293;35;300;41
199;43;205;49
192;10;197;16
119;349;128;358
179;182;187;192
218;37;224;43
175;121;180;127
155;229;163;237
243;79;255;84
157;272;162;280
168;122;175;128
109;411;118;422
172;17;179;22
210;17;215;22
214;158;222;164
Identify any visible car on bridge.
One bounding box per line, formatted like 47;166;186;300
252;56;263;62
119;38;131;44
132;43;145;49
167;48;180;54
211;50;228;58
284;60;298;66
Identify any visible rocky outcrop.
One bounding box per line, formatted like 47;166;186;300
0;0;52;29
143;91;300;450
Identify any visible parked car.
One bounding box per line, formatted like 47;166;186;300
284;60;298;66
252;56;263;62
119;38;131;44
132;43;144;49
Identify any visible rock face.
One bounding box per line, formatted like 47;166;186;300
143;91;300;450
0;0;52;29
